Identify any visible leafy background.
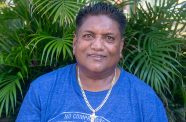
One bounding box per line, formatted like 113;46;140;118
0;0;185;121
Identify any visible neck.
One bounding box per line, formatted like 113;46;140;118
77;65;119;92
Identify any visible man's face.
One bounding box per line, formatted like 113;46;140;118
73;15;124;73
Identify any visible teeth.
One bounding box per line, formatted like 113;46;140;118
91;55;103;58
89;54;105;60
94;55;100;57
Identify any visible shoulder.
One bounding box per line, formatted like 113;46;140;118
118;68;164;108
120;69;157;97
119;69;167;121
30;64;75;93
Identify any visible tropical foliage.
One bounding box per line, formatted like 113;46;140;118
0;0;185;121
121;0;186;121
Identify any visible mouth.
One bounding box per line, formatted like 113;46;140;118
88;54;106;61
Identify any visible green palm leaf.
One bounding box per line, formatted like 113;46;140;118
125;31;182;94
0;72;23;117
29;33;73;66
33;0;82;26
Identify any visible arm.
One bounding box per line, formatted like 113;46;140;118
142;93;168;122
16;84;41;122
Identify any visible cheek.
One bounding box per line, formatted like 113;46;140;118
74;42;89;55
107;45;121;56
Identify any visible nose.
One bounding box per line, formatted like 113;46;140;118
90;37;104;51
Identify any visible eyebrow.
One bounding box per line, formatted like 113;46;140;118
82;31;95;34
82;31;115;36
103;33;115;36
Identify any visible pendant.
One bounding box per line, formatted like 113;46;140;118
90;112;96;122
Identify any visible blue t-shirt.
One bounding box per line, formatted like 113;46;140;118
16;64;168;122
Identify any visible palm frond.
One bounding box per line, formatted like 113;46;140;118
29;33;73;66
125;30;182;94
0;72;23;117
33;0;82;26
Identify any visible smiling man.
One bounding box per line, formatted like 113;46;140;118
16;2;168;122
73;14;124;92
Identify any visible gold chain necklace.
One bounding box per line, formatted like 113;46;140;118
77;67;116;122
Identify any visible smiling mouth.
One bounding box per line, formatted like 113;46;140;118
88;54;106;61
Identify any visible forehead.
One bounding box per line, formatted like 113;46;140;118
78;15;120;35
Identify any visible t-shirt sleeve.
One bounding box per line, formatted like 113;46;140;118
142;91;168;122
149;99;168;122
128;72;168;122
16;83;41;122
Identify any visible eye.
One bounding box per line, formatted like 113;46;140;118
82;34;94;40
105;36;115;43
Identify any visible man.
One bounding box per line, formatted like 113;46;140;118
16;2;168;122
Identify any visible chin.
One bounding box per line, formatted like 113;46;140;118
78;61;109;73
92;69;104;73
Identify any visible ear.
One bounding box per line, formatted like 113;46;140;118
120;38;124;58
73;33;77;55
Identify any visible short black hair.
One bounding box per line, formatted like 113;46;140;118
75;2;127;37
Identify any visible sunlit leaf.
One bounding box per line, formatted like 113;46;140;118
33;0;82;26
